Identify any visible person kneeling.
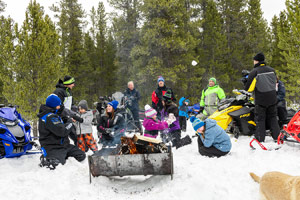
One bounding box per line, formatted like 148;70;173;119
37;94;86;170
190;116;231;157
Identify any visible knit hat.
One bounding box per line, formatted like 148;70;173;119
78;100;88;111
163;90;172;102
209;77;217;85
144;104;157;118
108;100;119;110
253;53;265;62
190;116;205;131
46;94;61;108
157;76;165;83
63;75;75;85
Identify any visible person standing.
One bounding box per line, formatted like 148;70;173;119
53;75;77;144
178;96;190;132
123;81;142;132
37;94;86;170
197;77;225;120
276;77;288;128
244;52;280;142
152;76;176;119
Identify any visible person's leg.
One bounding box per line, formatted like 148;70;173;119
254;105;267;142
40;146;67;169
77;135;85;152
182;116;187;131
170;130;181;147
267;104;281;141
84;133;98;152
66;144;86;162
197;137;228;157
179;116;184;130
132;109;142;132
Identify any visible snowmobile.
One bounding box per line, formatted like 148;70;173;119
278;109;300;145
0;104;39;158
208;89;256;138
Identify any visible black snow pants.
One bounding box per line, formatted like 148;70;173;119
255;104;280;142
197;137;228;158
179;116;187;131
43;144;86;165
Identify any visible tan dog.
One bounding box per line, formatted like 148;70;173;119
250;171;300;200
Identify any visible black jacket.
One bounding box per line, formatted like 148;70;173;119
97;111;125;133
53;79;74;107
37;104;73;148
152;85;176;112
244;62;277;106
123;88;140;111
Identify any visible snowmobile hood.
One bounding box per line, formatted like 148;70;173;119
55;79;66;89
205;118;217;130
0;107;17;121
37;104;56;118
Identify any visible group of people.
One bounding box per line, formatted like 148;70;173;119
37;52;287;169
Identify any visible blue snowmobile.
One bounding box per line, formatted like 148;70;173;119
0;104;38;158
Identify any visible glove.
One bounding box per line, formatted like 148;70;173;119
97;125;105;133
166;113;176;125
62;115;71;124
72;115;83;123
199;106;204;113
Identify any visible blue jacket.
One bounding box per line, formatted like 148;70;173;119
199;119;232;152
179;97;190;118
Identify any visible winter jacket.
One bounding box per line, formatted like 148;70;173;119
179;97;190;118
53;79;73;110
97;112;125;133
124;88;140;111
74;110;93;135
244;62;277;106
200;85;226;107
161;102;181;132
277;80;286;108
152;85;176;112
37;104;73;148
199;119;231;152
143;117;168;137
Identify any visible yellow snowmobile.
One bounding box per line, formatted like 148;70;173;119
208;89;256;138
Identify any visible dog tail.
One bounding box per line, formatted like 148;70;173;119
249;172;260;183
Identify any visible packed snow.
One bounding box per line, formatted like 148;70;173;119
1;123;300;200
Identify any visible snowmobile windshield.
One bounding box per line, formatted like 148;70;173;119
0;107;17;121
112;92;124;107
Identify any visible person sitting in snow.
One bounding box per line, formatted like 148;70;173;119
97;100;125;146
72;100;98;153
190;116;231;158
143;104;168;139
37;94;86;170
161;90;192;149
178;96;190;132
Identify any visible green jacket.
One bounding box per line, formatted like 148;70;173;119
200;85;226;107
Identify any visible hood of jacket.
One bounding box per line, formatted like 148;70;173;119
37;104;56;118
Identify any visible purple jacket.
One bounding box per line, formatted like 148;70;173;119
143;118;168;131
161;104;181;132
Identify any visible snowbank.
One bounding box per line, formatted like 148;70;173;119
1;123;300;200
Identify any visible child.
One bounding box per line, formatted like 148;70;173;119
190;116;231;157
143;104;168;138
178;96;190;132
161;91;192;149
73;100;98;153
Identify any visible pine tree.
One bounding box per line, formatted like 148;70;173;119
0;0;64;136
0;0;7;103
51;0;86;102
278;0;300;102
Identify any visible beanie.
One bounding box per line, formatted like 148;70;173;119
253;53;265;62
78;100;88;111
209;77;217;85
46;94;61;108
108;100;119;110
157;76;165;83
63;75;75;85
190;116;205;131
144;104;157;118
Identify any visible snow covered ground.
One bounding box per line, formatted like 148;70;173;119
2;123;300;200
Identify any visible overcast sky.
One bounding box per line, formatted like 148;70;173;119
2;0;286;26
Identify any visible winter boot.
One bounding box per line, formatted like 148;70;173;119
39;155;60;170
176;135;192;149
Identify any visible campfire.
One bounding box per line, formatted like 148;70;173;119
118;135;168;155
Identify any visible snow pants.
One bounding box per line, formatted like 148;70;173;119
43;144;86;165
255;104;280;142
77;133;98;152
197;137;228;158
179;116;187;131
